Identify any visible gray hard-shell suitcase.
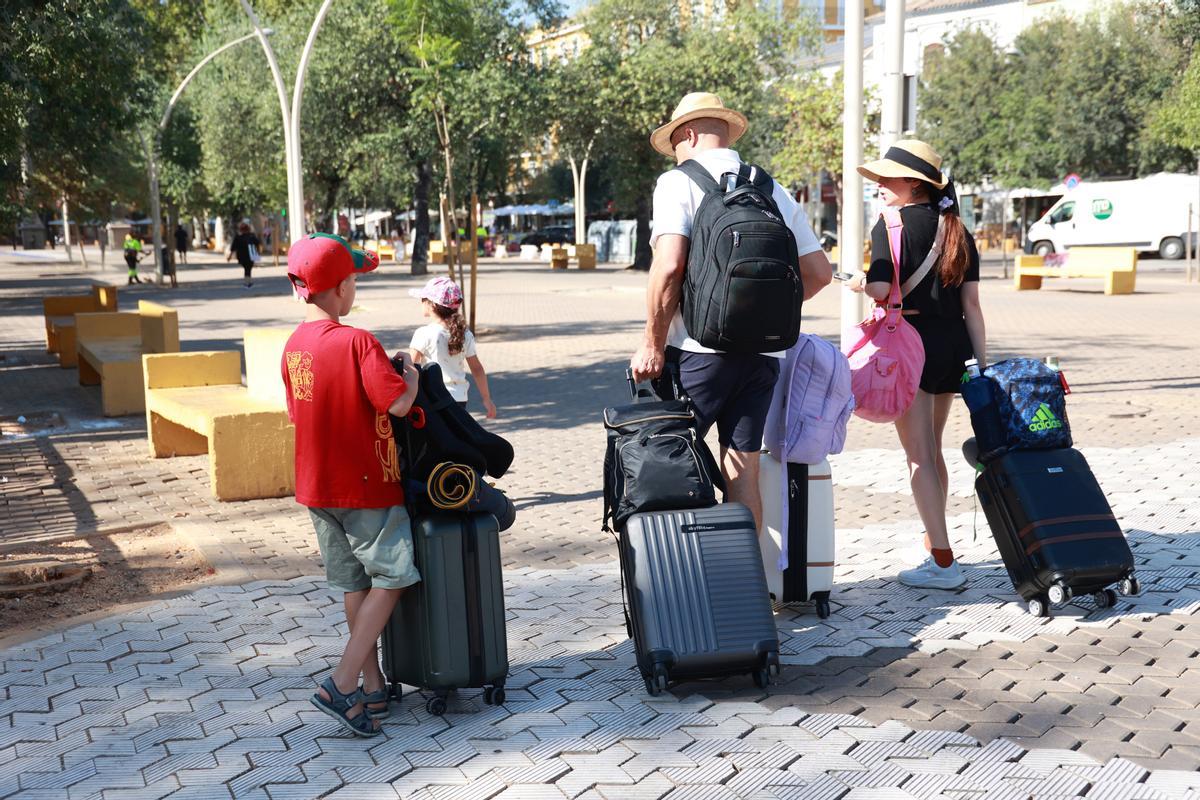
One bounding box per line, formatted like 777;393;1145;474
620;502;780;695
381;513;508;716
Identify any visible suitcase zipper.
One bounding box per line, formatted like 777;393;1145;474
603;409;695;429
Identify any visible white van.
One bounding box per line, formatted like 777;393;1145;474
1025;173;1200;259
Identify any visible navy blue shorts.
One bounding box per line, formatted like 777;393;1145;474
661;347;780;454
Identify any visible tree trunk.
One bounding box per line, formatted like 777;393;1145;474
321;181;341;234
167;203;179;273
632;193;652;270
412;159;431;276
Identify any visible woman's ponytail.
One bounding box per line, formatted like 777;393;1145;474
433;303;466;355
932;179;969;287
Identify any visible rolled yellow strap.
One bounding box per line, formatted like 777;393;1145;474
427;462;477;510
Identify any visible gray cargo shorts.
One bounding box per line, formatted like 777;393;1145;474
308;505;421;593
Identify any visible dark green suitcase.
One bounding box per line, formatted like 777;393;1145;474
381;513;509;716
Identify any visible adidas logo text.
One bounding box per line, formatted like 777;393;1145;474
1028;403;1063;432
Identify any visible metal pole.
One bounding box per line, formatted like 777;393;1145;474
1187;203;1194;284
61;196;74;263
840;0;865;349
239;0;301;246
469;192;479;331
149;31;263;284
290;0;335;246
881;0;906;147
1002;191;1010;280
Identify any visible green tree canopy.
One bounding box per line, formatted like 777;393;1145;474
919;4;1191;188
1;0;153;225
570;0;821;266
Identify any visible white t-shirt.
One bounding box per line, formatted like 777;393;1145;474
650;148;823;358
409;323;477;402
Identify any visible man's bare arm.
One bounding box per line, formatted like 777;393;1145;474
630;234;688;382
798;250;833;301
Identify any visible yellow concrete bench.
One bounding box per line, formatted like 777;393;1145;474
1015;248;1137;295
568;243;597;269
43;285;119;368
143;328;294;501
76;301;180;416
366;239;397;263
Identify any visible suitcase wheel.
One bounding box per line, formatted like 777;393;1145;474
483;685;506;706
815;598;831;620
1027;596;1050;618
426;695;448;717
1120;576;1141;597
752;667;771;689
1047;583;1071;607
1093;589;1119;610
643;664;669;696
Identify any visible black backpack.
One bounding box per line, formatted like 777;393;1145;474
677;160;803;353
602;368;723;532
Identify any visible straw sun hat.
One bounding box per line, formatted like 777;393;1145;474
650;92;748;157
857;139;949;189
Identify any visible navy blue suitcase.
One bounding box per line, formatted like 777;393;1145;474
976;447;1139;618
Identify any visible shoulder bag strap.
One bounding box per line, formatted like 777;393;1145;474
675;159;721;195
900;212;946;297
881;208;904;329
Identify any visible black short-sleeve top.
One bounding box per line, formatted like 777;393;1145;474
867;203;980;319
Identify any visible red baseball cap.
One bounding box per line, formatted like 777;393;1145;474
287;234;379;300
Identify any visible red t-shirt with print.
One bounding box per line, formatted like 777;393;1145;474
281;319;407;508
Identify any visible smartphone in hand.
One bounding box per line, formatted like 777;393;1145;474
832;271;855;282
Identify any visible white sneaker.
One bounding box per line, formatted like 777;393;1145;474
898;557;966;590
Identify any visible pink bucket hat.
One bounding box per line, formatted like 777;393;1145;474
408;276;463;309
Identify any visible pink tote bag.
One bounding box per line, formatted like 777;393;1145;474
842;208;925;423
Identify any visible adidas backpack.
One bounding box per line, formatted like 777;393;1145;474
984;358;1072;454
676;160;803;353
763;333;854;464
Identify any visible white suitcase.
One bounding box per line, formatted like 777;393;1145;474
758;453;835;618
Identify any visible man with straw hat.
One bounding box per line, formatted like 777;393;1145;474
630;91;833;528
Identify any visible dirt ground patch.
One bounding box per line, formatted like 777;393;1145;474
0;523;214;638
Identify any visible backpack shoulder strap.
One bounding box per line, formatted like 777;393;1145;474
675;159;721;195
747;163;774;192
900;212;946;297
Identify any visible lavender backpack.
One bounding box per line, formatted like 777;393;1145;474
763;333;855;465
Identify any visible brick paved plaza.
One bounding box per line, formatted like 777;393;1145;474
2;248;1200;799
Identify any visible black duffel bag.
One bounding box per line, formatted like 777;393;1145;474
602;367;723;532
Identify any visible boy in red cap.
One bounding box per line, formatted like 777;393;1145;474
281;233;419;737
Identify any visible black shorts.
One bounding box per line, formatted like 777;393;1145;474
909;315;975;395
661;347;780;453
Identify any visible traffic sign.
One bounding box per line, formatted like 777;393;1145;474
1064;173;1081;190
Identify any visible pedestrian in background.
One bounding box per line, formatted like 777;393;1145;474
123;233;143;284
227;222;262;288
174;224;189;265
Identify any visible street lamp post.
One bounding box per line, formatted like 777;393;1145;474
239;0;336;248
840;0;866;349
144;30;265;283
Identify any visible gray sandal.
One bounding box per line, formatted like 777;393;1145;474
361;687;391;720
310;677;379;737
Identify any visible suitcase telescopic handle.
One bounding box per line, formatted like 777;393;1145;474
625;363;688;403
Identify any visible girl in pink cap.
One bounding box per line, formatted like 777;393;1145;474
408;277;497;418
